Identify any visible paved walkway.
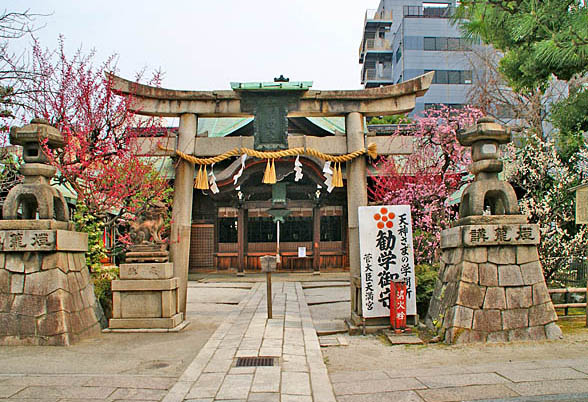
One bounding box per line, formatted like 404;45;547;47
163;281;336;402
328;359;588;401
0;279;587;401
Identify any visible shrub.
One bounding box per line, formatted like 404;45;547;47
415;263;439;318
92;264;119;319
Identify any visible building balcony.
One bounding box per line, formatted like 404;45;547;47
359;38;393;63
361;68;394;87
403;5;455;18
364;9;393;26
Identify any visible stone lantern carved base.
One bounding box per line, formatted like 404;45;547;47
426;216;562;344
109;262;184;331
0;221;102;346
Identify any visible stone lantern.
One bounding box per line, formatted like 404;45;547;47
457;117;519;220
0;120;102;346
425;117;562;344
3;119;69;221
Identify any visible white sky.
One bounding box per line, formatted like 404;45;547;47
6;0;379;91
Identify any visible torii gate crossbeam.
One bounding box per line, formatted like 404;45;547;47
109;72;433;328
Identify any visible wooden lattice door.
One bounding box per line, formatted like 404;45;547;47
189;223;214;270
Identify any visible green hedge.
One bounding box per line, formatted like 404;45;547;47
415;263;439;318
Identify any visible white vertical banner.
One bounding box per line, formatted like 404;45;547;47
358;205;416;318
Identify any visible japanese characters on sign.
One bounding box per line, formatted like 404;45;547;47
359;205;416;318
390;280;407;329
462;224;539;247
0;230;55;251
441;223;541;249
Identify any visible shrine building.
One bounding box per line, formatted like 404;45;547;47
109;72;433;326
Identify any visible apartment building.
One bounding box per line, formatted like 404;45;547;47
359;0;474;114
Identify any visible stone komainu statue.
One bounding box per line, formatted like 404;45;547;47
128;208;165;244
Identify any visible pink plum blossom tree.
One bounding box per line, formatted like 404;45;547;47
369;105;483;265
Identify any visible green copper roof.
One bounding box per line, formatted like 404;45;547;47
197;117;253;137
230;81;313;91
307;117;346;134
196;116;351;137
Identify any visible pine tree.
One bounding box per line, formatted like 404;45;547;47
456;0;588;92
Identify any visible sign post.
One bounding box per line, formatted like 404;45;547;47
390;280;407;332
260;255;277;319
358;205;417;320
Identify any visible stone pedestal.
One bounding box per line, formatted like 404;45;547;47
109;262;183;330
0;221;102;346
426;217;562;343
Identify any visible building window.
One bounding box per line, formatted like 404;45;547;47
462;70;472;84
436;37;448;51
320;216;342;241
395;48;402;63
218;218;238;243
282;216;313;242
425;69;473;84
247;216;313;243
248;217;275;242
425;103;465;110
448;70;460;84
435;70;448;84
423;37;470;51
424;37;436;50
447;38;460;51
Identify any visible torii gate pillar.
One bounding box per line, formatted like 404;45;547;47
345;112;370;326
170;113;197;314
107;71;435;327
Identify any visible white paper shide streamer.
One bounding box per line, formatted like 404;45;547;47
208;163;219;194
232;154;248;185
294;155;303;182
323;161;334;193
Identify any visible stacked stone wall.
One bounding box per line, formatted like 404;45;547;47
0;247;102;346
426;225;562;344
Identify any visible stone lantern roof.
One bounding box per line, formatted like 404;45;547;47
457;116;511;146
10;118;65;149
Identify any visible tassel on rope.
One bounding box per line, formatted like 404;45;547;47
331;162;340;188
367;143;378;159
332;163;342;187
335;163;344;187
194;165;201;189
269;159;276;184
195;165;209;190
263;159;272;184
201;165;209;190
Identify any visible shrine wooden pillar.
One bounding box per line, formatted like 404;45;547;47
312;205;321;273
345;112;368;325
170;113;197;315
237;207;247;276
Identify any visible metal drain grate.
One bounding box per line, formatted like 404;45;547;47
236;356;275;367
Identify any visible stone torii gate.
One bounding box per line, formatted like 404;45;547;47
109;72;433;327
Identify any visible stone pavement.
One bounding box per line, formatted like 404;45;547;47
329;358;588;402
163;281;336;402
0;278;587;401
